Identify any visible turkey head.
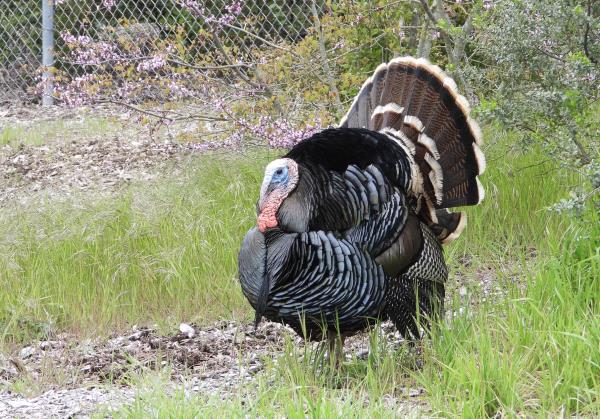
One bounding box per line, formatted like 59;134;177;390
257;158;314;233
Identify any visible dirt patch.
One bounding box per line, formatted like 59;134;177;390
0;104;221;207
0;321;296;417
0;321;417;417
1;322;297;390
0;136;191;205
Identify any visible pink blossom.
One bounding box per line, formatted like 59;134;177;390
180;0;242;29
136;55;167;72
60;31;119;65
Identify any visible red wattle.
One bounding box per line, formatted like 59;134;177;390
258;205;279;233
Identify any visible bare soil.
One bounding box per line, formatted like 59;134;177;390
0;321;420;418
0;104;200;206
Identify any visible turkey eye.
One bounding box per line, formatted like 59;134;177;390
275;168;283;176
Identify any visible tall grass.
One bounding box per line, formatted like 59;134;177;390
0;150;276;340
1;127;598;415
420;211;599;416
447;132;579;264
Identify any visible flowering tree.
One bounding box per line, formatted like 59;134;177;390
47;0;328;148
43;0;599;213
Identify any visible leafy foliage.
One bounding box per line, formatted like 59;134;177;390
464;0;599;211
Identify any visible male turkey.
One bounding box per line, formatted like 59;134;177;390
238;57;485;349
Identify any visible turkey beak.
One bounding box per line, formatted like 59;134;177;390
258;183;276;212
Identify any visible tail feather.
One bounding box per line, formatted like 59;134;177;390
340;56;485;243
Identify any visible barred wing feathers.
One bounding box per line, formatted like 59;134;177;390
238;227;386;339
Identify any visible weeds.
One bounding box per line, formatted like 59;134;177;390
1;127;598;416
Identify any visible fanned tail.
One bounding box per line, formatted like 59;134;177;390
340;56;485;243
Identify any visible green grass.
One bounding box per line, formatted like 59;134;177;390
0;117;120;146
0;150;278;340
420;215;599;416
1;127;599;416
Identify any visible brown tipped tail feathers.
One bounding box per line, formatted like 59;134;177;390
340;57;485;243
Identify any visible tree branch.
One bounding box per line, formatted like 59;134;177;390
166;57;251;71
219;22;300;58
417;19;432;58
209;28;284;114
407;10;420;51
453;14;473;62
418;0;438;26
98;99;225;122
584;0;598;64
419;0;473;98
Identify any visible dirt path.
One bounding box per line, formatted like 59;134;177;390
0;321;419;417
0;105;203;206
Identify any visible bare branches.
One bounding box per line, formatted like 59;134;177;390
219;22;300;58
418;0;438;26
407;11;421;51
419;0;474;98
453;14;473;63
99;99;225;123
165;57;250;71
417;19;432;58
208;26;284;114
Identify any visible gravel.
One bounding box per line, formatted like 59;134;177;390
0;387;134;419
0;321;419;418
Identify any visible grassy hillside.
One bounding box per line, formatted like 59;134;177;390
1;127;598;416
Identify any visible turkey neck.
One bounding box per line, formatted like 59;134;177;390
276;166;316;233
277;164;348;233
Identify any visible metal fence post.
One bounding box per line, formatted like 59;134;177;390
42;0;55;106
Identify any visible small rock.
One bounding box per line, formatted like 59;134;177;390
408;388;422;397
7;399;32;409
356;348;369;359
19;346;35;359
128;330;149;341
248;364;263;374
179;323;195;338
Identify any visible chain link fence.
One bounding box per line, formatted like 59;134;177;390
1;1;407;109
0;0;325;105
1;1;42;102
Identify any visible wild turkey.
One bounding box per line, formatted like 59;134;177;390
238;56;485;348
